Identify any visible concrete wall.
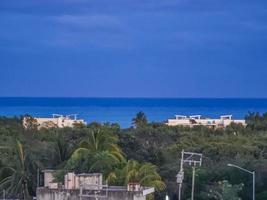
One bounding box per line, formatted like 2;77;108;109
43;170;58;189
167;119;191;126
64;173;103;190
167;118;246;127
36;188;146;200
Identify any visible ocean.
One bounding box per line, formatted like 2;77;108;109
0;98;267;127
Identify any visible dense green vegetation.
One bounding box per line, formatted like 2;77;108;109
1;112;267;199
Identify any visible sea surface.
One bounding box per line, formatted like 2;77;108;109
0;98;267;128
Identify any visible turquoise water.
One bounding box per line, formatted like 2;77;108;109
0;98;267;127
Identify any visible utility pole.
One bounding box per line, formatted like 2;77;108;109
253;171;255;200
177;150;184;200
37;168;40;188
191;167;196;200
177;150;202;200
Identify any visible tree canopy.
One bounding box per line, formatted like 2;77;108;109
1;113;267;199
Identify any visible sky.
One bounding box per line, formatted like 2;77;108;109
0;0;267;98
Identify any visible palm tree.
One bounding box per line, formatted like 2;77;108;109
132;112;148;128
67;129;125;175
0;140;32;200
108;160;166;192
53;133;73;166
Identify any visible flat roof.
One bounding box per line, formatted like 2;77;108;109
77;173;102;177
42;169;56;173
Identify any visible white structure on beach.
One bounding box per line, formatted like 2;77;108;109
23;114;86;129
166;115;246;128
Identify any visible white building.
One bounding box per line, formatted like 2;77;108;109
23;114;86;129
166;115;246;128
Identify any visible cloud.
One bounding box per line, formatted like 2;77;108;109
45;14;133;48
0;11;132;50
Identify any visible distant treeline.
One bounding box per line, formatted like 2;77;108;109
0;112;267;199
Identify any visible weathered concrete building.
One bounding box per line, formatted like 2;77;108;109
37;186;154;200
37;171;154;200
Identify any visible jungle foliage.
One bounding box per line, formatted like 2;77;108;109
0;112;267;199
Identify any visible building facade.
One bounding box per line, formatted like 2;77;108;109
167;115;246;128
23;114;86;129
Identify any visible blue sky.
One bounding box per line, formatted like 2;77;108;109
0;0;267;98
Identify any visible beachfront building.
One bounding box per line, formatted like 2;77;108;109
166;115;246;128
37;170;155;200
23;114;86;129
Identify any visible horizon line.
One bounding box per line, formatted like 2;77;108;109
0;96;267;99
